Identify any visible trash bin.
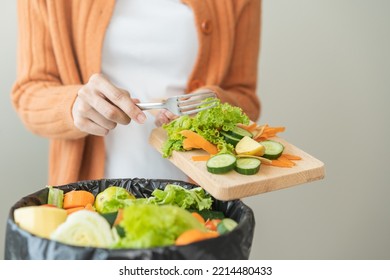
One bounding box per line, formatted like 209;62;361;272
5;178;255;260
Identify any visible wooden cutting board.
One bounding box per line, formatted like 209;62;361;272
149;127;325;201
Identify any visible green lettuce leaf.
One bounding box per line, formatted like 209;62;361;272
114;204;204;249
161;115;193;157
149;184;213;211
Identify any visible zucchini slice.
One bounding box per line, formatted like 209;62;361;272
206;154;236;174
220;131;241;146
260;140;284;159
225;126;253;139
235;158;261;175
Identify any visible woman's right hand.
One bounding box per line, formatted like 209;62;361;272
72;73;146;136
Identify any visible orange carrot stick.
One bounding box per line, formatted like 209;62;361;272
277;155;296;166
269;160;294;168
191;155;211;161
237;122;258;132
252;125;267;139
254;126;286;140
271;160;292;168
264;126;285;134
282;153;302;160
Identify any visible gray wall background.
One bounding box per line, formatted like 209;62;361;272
1;0;389;259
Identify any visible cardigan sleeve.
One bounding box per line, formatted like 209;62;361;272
11;0;87;140
206;0;262;122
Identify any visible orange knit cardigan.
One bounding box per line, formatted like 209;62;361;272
12;0;262;186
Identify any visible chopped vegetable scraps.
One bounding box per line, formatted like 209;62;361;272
162;98;249;158
253;124;286;140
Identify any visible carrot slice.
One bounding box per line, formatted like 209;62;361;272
253;124;267;139
191;155;211;161
113;208;124;226
282;153;302;160
254;136;269;141
191;212;205;224
237;122;258;132
269;159;294;168
264;126;285;134
84;203;95;212
183;138;201;150
254;125;285;140
180;130;218;155
175;229;219;246
63;190;95;209
278;155;296;166
270;161;292;168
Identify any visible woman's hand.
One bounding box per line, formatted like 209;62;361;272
154;109;178;127
72;73;146;136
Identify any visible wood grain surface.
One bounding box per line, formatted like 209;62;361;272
149;127;325;201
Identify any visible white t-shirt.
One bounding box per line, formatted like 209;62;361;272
101;0;198;180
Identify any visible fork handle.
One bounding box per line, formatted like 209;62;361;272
136;102;166;111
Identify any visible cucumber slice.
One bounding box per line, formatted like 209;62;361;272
235;158;261;175
100;211;119;227
260;140;284;159
114;225;126;238
47;186;64;208
217;218;238;234
225;126;253;139
206;154;236;174
220;131;241;146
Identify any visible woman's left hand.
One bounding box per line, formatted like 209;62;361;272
154;109;178;127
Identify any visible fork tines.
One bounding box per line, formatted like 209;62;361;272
176;91;216;104
177;91;218;115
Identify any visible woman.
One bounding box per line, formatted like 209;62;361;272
11;0;262;186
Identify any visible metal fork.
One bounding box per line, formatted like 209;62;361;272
136;90;218;116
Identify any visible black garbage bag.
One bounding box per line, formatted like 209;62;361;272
5;178;255;260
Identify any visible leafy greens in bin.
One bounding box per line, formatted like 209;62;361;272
162;98;250;157
149;184;213;211
114;204;205;249
97;184;213;214
6;178;255;260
